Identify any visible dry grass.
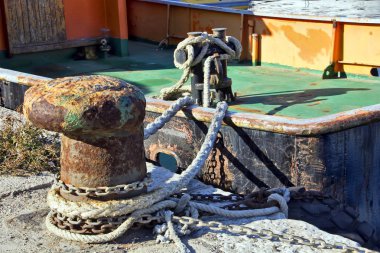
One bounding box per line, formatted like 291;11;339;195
0;115;60;176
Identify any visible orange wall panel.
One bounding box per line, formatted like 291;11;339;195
190;9;241;39
106;0;128;39
128;1;167;42
0;0;127;52
169;6;191;39
63;0;107;40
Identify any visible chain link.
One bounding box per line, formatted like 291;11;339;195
171;191;278;211
53;173;152;197
51;211;162;234
171;192;244;202
172;216;369;253
50;188;371;252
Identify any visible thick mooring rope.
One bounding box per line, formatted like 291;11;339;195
159;33;242;102
46;101;228;242
144;96;194;139
164;210;190;253
46;99;289;246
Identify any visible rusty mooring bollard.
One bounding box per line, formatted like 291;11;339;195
23;75;147;200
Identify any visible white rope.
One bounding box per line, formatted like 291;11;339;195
202;56;215;108
188;201;281;218
159;33;242;101
268;187;291;202
46;102;228;243
46;101;290;245
47;102;228;219
268;193;289;218
165;211;190;253
202;54;232;107
144;96;194;139
159;67;191;100
174;194;192;214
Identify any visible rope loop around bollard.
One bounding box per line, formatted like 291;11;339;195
46;101;231;242
159;32;242;102
43;98;353;253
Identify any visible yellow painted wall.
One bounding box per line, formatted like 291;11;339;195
126;1;380;76
342;24;380;75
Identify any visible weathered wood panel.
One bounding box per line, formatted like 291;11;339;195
3;0;66;54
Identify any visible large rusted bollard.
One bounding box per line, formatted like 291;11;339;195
23;75;147;200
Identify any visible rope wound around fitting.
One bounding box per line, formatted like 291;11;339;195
45;100;292;248
159;31;242;102
45;101;229;243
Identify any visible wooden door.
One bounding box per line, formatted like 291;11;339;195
3;0;66;54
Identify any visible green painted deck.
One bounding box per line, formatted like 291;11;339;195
6;41;380;119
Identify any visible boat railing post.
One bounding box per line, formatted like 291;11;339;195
252;33;261;66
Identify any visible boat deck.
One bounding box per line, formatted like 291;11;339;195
6;40;380;119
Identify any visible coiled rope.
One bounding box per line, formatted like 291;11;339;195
47;101;227;241
159;32;242;104
46;99;289;249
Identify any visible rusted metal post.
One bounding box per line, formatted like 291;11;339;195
212;28;228;81
211;28;234;102
188;31;204;105
189;28;236;106
247;19;255;62
23;75;147;200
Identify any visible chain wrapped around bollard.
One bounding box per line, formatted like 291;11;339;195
22;76;238;244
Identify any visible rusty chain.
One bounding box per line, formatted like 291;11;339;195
51;211;162;234
171;192;244;202
51;211;370;252
172;190;279;211
53;174;152;197
50;189;373;252
49;192;254;234
49;185;371;252
172;216;370;253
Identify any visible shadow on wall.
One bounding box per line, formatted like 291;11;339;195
235;88;370;115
